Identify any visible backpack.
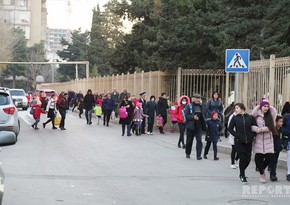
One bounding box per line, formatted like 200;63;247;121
182;103;193;123
30;107;35;115
119;106;128;119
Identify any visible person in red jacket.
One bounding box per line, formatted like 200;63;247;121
31;101;46;130
174;95;190;148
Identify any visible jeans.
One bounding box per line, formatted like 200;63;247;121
185;128;202;158
122;124;131;135
85;109;92;124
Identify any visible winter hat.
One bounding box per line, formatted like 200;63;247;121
136;102;142;107
211;111;219;118
174;102;178;106
259;98;270;108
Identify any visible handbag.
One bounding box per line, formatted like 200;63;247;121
156;115;164;127
54;116;61;126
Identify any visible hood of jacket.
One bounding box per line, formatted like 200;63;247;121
177;95;190;106
252;105;277;117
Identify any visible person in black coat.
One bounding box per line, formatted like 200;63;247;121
146;95;157;135
228;103;257;183
83;89;95;125
282;101;290;116
119;96;134;136
157;93;169;134
57;92;69;130
139;92;147;134
183;94;207;160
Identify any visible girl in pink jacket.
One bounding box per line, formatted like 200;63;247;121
252;98;277;183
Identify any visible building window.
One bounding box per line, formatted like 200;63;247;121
3;0;12;5
19;0;27;7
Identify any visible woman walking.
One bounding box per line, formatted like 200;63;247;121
103;93;115;127
84;89;95;125
119;96;134;136
252;98;277;183
43;94;58;129
146;96;157;135
228;103;257;183
206;91;224;121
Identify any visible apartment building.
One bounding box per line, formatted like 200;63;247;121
0;0;47;46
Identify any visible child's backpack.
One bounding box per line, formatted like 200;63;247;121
30;107;35;115
119;106;128;119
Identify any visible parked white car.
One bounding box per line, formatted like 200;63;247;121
9;89;29;110
0;88;20;137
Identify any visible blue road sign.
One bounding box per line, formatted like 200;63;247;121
225;49;250;73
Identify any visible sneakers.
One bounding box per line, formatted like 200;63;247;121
240;176;248;183
259;174;266;183
286;174;290;181
178;144;181;148
43;123;46;128
197;157;202;160
147;132;150;135
31;124;35;129
270;175;278;182
150;132;153;135
231;164;236;169
52;127;57;129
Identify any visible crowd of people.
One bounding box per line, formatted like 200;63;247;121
29;88;290;184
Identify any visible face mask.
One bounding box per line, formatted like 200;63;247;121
151;98;155;101
182;101;186;105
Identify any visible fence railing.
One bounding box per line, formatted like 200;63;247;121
38;55;290;113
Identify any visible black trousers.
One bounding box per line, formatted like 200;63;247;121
185;128;202;158
204;141;218;158
103;110;112;126
231;145;239;165
236;142;252;177
255;153;275;175
269;152;280;177
148;121;154;133
177;123;186;146
122;123;130;135
59;109;66;128
159;115;167;133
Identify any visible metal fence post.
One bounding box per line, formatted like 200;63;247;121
269;54;276;105
177;67;181;100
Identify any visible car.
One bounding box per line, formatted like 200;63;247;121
0;131;18;205
0;89;20;137
9;89;29;110
36;89;58;99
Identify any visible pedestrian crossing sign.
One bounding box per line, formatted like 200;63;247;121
225;49;250;73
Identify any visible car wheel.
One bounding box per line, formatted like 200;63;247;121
15;120;20;140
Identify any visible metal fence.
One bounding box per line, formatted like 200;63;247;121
38;54;290;112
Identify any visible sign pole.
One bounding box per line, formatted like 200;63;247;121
235;73;239;102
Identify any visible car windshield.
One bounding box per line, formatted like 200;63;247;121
10;90;25;96
0;94;10;105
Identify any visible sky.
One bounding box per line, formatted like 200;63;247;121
46;0;109;30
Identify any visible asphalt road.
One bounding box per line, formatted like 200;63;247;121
0;110;289;205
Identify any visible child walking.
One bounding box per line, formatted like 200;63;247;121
168;102;178;133
204;111;222;160
93;104;102;124
133;102;148;136
31;101;46;130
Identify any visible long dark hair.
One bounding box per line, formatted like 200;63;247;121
264;110;278;135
